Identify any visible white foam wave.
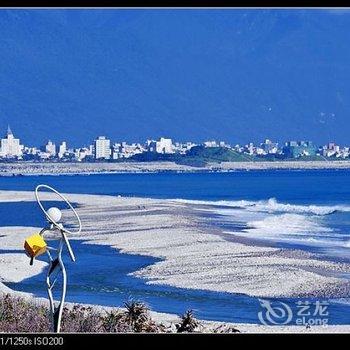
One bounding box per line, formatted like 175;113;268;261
343;240;350;248
174;198;350;216
246;213;332;236
227;213;349;247
252;198;346;216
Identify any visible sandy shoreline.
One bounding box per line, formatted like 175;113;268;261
1;160;350;176
0;190;349;333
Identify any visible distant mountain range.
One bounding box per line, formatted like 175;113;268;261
0;9;349;147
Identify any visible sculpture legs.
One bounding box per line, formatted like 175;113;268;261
46;238;67;333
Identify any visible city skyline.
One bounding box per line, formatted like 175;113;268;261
1;123;347;148
1;125;349;161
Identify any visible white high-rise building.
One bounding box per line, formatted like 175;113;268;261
156;138;173;153
58;142;67;159
45;140;56;157
148;137;174;154
94;136;111;159
0;126;22;158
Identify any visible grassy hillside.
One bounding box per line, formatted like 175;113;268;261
129;146;255;166
184;146;256;163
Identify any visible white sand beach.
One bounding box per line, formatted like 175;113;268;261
0;190;349;333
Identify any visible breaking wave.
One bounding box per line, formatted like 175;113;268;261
174;197;350;216
246;214;331;235
228;213;346;247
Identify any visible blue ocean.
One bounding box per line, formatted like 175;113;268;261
1;170;350;325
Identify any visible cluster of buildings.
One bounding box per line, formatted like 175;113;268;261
0;126;349;162
0;127;197;161
234;139;350;159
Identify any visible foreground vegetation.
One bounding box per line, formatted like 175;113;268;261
0;294;239;333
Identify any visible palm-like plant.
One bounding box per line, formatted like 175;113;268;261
124;301;149;325
176;310;200;333
103;310;123;332
122;301;161;332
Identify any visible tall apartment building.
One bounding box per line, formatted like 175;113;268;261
0;126;22;158
45;140;56;157
58;142;67;158
148;137;174;154
94;136;111;159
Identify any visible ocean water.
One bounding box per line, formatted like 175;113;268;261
1;170;350;325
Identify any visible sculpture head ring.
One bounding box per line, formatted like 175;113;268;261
35;184;82;235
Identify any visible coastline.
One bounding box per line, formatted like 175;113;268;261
0;190;350;333
1;160;350;176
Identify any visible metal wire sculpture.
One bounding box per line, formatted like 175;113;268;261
25;185;82;333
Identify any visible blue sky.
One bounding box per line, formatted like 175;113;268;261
0;9;350;147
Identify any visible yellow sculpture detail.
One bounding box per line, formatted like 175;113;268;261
24;233;47;258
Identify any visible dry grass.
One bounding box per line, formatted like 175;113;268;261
0;294;239;333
